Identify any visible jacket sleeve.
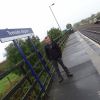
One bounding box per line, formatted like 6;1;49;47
54;42;62;57
44;46;51;61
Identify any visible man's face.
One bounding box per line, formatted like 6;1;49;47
44;36;52;44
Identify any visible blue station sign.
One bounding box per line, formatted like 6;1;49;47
0;28;33;42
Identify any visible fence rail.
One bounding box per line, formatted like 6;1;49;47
0;32;69;100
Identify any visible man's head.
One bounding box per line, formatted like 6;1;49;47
44;36;52;44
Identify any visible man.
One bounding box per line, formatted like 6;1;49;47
44;36;73;83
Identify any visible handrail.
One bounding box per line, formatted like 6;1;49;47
0;32;69;100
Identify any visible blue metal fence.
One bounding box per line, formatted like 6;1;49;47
0;32;69;100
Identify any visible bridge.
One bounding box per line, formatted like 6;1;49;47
0;26;100;100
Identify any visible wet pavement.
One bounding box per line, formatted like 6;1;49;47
48;31;100;100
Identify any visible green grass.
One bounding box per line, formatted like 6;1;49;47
0;60;22;98
0;73;21;98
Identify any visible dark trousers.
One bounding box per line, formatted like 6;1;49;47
52;58;69;78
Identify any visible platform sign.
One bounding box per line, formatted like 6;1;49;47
0;28;33;43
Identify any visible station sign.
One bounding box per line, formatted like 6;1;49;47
0;28;33;42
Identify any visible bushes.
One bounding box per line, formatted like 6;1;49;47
47;28;62;41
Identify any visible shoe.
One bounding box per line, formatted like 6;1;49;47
67;73;73;77
58;77;64;83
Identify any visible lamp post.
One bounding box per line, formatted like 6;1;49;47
49;3;61;30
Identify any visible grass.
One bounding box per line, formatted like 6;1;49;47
0;60;22;98
0;73;21;98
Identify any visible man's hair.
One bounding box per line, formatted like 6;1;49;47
45;36;48;39
45;35;51;39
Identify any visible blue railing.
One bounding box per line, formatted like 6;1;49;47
0;32;69;100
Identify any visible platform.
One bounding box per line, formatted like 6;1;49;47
48;31;100;100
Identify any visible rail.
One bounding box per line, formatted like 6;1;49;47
0;32;69;100
81;25;100;44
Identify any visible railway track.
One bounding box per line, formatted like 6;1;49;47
79;24;100;44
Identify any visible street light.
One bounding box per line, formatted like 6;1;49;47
49;3;61;30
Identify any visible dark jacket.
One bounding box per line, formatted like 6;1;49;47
44;41;62;60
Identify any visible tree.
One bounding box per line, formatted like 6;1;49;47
5;43;21;66
47;28;62;41
5;37;41;67
96;12;100;19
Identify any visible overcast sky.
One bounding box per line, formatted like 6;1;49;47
0;0;100;62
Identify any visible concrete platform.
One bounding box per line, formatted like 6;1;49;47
48;31;100;100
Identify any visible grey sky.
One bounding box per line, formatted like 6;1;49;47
0;0;100;62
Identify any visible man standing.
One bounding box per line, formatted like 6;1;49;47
44;36;73;83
